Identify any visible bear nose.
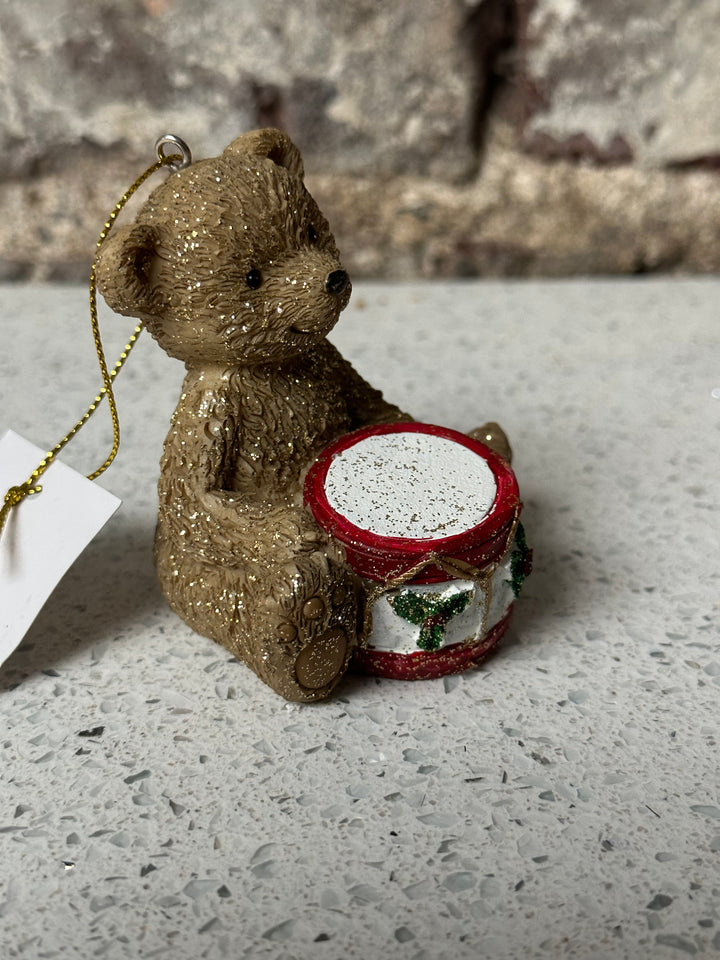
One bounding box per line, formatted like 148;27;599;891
325;270;350;297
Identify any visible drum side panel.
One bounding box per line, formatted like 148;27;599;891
353;608;514;681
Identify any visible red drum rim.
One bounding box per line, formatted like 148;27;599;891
304;422;520;583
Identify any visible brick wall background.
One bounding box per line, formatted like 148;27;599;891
2;0;719;280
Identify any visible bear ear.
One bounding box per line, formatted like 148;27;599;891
94;223;161;318
223;128;304;180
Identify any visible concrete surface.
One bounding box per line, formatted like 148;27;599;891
0;279;719;958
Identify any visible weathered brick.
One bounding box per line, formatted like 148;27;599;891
518;0;720;168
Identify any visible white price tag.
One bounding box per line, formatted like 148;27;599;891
0;430;121;663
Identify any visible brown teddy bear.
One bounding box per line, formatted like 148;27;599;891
96;129;410;701
96;128;511;701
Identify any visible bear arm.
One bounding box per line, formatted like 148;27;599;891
191;486;340;567
162;406;341;566
322;341;411;427
194;452;340;567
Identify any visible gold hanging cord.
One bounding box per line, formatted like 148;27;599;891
0;135;192;538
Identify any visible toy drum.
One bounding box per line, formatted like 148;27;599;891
304;422;531;680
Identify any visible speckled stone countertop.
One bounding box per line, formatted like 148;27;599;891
1;280;718;960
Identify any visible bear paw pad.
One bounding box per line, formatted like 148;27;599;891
294;628;348;690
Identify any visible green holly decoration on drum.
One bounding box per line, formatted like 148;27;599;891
388;589;473;651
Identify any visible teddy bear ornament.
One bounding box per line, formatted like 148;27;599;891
96;129;530;702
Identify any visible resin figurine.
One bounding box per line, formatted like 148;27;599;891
96;129;524;701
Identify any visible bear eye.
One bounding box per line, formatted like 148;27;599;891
245;268;262;290
307;224;318;245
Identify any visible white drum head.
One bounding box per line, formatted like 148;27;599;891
323;431;498;540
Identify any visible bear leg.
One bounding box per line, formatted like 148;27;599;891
155;538;361;702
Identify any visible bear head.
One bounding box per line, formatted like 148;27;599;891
96;128;352;365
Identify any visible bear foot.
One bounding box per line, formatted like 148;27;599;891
250;572;361;702
467;422;512;463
